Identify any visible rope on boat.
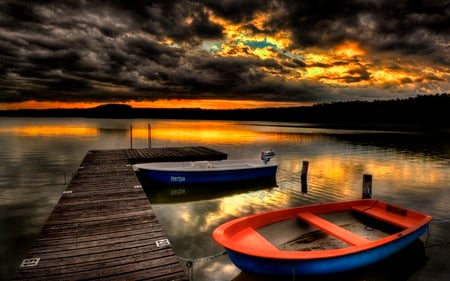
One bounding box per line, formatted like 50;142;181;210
424;221;450;250
425;224;431;249
177;251;227;281
178;250;227;263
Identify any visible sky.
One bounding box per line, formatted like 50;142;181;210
0;0;448;110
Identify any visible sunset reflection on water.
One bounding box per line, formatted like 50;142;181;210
0;119;446;190
0;117;448;281
0;125;98;137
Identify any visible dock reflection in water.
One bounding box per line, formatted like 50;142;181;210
139;176;278;203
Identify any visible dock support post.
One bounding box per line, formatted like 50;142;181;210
362;174;372;199
301;160;309;192
148;123;151;148
130;125;133;149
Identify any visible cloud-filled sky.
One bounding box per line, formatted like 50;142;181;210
0;0;448;109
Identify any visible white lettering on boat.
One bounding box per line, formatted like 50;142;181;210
171;176;186;182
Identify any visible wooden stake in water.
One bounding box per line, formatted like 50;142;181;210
148;123;151;148
301;160;309;192
130;125;133;149
362;174;372;199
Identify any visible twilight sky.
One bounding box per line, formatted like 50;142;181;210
0;0;448;109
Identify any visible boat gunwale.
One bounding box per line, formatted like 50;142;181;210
134;159;278;172
212;199;432;260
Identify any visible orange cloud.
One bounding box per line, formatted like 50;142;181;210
335;41;365;58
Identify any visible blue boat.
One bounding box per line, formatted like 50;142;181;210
133;151;277;185
213;199;431;276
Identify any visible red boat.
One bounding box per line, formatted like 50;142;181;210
213;199;431;275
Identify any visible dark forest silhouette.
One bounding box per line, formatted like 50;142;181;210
1;94;448;131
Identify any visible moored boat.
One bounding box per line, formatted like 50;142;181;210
212;199;431;276
133;151;277;185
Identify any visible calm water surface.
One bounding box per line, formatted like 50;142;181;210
0;117;448;281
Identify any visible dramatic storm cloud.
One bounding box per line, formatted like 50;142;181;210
0;0;448;108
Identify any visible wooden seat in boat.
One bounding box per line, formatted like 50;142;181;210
233;227;279;251
297;212;370;246
351;205;417;229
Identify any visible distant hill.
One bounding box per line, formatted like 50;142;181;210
1;94;448;131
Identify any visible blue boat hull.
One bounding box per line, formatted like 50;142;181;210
225;224;428;276
138;165;278;185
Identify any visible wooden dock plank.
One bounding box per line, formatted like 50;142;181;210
13;147;229;281
14;251;183;281
39;216;158;238
126;146;227;163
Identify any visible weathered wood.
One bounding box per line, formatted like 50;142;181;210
362;174;373;199
301;160;309;192
13;147;225;281
300;160;309;180
126;146;227;163
297;212;370;246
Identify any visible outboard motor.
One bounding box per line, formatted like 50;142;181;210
261;150;276;164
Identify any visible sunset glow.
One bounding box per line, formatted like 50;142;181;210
0;99;311;110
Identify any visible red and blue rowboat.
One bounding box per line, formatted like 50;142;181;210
213;199;431;276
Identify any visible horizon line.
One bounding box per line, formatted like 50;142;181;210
0;99;313;111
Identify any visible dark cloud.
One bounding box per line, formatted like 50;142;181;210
202;0;271;23
276;0;365;48
277;0;449;50
125;37;183;67
342;68;371;83
282;58;307;68
0;0;448;106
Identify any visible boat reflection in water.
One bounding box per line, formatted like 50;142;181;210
138;175;278;203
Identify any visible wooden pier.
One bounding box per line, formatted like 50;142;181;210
13;147;227;281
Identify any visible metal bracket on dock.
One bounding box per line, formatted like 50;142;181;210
62;190;73;194
156;239;171;248
133;185;142;189
20;258;40;268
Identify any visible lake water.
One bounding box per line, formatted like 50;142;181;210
0;117;448;281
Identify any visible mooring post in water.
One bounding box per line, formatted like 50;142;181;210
301;160;309;192
130;125;133;149
301;161;309;181
148;123;151;148
301;179;308;193
362;174;372;199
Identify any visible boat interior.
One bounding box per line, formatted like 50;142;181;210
257;210;406;251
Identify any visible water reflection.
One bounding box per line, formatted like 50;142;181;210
0;119;99;137
131;120;297;144
336;133;450;160
141;177;277;203
0;118;448;281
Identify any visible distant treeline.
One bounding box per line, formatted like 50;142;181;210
1;94;448;130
